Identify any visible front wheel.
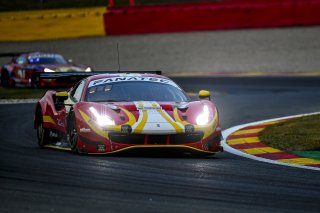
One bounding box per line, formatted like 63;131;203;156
68;112;79;153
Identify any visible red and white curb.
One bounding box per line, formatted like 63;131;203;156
221;112;320;171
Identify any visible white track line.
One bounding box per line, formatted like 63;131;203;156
221;112;320;171
0;99;37;104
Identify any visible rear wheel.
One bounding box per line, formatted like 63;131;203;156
36;110;50;148
68;111;79;153
30;74;40;88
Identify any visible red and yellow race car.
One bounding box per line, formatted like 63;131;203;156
34;72;223;156
0;52;92;88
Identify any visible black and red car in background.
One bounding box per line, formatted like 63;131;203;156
0;52;92;88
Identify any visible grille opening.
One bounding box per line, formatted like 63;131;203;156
109;132;204;145
109;133;144;144
170;132;203;144
148;135;167;145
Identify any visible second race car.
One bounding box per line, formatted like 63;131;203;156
34;71;223;156
0;52;92;88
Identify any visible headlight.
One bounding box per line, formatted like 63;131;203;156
89;107;115;126
85;67;92;72
196;105;210;125
44;68;55;72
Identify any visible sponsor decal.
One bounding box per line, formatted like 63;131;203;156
57;119;65;127
28;53;56;59
80;128;91;133
49;131;58;138
203;142;209;151
88;76;179;88
96;144;106;152
137;106;162;110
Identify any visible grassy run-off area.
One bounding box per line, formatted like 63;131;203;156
0;88;47;99
260;115;320;152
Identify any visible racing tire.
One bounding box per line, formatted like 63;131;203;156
68;111;79;153
0;69;9;87
30;74;40;88
36;110;50;148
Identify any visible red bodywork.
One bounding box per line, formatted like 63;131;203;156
34;74;222;155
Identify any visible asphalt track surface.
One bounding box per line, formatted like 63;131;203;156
1;77;320;213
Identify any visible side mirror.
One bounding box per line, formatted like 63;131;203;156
55;91;69;110
199;90;211;100
56;91;69;103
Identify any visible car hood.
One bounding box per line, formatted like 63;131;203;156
39;64;87;72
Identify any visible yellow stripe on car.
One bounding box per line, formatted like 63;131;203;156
152;102;184;134
43;115;56;125
173;107;189;125
79;110;109;139
44;144;71;151
194;108;219;139
133;102;148;134
120;107;137;126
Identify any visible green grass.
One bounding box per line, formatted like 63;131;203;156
260;115;320;152
0;87;47;99
0;0;221;12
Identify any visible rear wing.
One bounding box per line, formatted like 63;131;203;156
0;52;29;58
39;70;162;79
38;70;162;86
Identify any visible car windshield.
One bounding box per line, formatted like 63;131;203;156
28;54;67;64
85;81;189;102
